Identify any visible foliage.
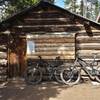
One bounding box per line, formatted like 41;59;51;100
0;0;100;22
64;0;79;13
64;0;100;21
0;0;41;22
0;0;56;22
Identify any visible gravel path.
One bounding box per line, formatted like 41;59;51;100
0;79;100;100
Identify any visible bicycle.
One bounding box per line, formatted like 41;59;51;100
24;56;64;85
24;57;43;85
43;56;64;83
60;53;100;86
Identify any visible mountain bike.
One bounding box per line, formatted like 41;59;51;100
43;56;64;83
24;57;43;85
24;56;64;85
60;53;100;86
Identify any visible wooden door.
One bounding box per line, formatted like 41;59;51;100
9;36;26;77
17;37;26;76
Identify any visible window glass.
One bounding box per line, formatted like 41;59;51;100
27;40;35;55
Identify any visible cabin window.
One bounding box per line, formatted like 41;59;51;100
27;40;35;55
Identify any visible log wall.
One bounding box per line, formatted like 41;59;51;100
12;5;100;64
26;34;75;59
1;2;100;79
76;31;100;61
11;6;85;33
0;34;8;82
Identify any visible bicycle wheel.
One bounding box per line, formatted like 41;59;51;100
24;67;42;85
60;66;80;86
54;69;63;83
95;67;100;82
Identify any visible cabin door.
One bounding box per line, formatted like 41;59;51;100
9;36;26;77
17;37;26;76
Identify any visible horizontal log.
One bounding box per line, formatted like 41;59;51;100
35;47;75;52
90;30;100;32
0;56;7;59
27;51;75;55
0;69;7;74
0;49;7;52
0;40;8;44
32;9;61;12
76;38;100;43
24;18;70;22
0;45;7;49
13;25;83;33
26;55;75;60
23;19;77;25
19;32;75;39
23;19;74;25
79;54;100;59
76;43;100;51
76;32;100;37
76;36;100;39
11;29;100;35
14;24;84;28
76;46;100;50
77;43;100;46
33;38;75;45
28;34;74;38
77;50;100;55
28;12;68;18
0;75;7;79
0;66;7;70
0;59;7;65
30;10;61;14
35;43;75;47
0;46;7;52
0;52;7;59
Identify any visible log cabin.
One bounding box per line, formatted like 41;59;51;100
0;0;100;81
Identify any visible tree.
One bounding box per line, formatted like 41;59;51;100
64;0;100;22
0;0;40;22
0;0;56;22
64;0;80;13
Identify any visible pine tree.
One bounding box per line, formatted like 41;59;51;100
0;0;40;22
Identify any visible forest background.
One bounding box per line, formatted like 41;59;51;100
0;0;100;22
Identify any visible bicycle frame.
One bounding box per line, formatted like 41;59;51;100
36;56;63;79
76;56;98;80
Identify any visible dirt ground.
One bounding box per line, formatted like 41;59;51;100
0;79;100;100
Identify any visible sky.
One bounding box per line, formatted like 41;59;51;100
55;0;64;8
55;0;100;8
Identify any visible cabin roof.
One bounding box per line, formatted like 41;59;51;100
0;0;100;32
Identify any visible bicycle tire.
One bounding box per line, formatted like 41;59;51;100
95;67;100;82
60;66;81;86
24;67;42;85
54;69;63;83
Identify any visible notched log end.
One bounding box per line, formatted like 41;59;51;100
84;21;93;37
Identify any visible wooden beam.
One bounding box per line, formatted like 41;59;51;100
35;47;75;51
28;12;67;18
24;18;70;21
14;24;83;28
13;25;84;32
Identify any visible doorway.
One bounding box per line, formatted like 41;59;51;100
9;35;26;77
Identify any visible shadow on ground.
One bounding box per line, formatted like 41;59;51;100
0;79;68;100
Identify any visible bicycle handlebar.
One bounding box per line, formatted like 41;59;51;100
38;55;61;61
